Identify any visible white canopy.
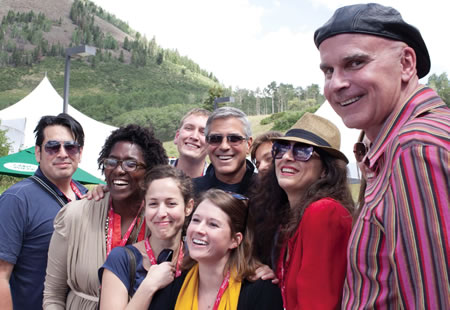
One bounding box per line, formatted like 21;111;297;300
0;76;117;179
315;101;361;180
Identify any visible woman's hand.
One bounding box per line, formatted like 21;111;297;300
144;262;176;291
82;184;108;201
250;264;279;284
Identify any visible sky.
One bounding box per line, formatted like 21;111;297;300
91;0;449;92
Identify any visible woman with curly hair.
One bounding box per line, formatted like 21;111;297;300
249;113;354;309
43;124;167;310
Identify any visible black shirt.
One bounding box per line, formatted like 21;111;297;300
149;270;283;310
192;159;256;196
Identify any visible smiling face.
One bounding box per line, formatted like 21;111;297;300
319;34;407;138
254;141;273;174
174;113;208;162
104;141;146;202
275;141;324;202
35;125;82;186
145;177;192;242
186;199;240;265
207;117;252;184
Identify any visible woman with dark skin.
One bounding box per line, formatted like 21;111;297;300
249;113;354;309
43;124;167;310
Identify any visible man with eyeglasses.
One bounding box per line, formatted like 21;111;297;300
315;3;450;308
193;107;255;196
0;113;87;310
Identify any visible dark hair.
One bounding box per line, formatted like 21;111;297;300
143;165;194;206
34;113;85;147
183;189;259;280
98;124;168;172
250;131;283;162
249;150;354;266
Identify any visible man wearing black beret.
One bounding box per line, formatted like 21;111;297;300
315;3;449;309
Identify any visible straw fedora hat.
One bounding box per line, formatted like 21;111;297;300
272;112;348;163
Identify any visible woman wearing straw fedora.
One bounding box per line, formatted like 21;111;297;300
249;112;354;309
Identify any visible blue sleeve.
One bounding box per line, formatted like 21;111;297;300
99;246;132;291
0;193;26;264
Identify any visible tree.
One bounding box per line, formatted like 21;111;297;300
427;73;450;107
0;126;11;156
266;81;277;114
203;86;224;111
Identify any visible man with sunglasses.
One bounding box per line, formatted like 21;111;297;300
315;3;450;308
0;113;87;310
193;107;255;196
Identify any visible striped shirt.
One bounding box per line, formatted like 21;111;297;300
342;87;450;309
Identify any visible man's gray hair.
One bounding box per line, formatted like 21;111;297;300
205;107;252;138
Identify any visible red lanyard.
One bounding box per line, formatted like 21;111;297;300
58;181;83;202
144;237;184;277
70;181;83;199
212;270;231;310
106;199;144;256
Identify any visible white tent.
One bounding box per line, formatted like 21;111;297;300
315;101;361;180
0;76;117;179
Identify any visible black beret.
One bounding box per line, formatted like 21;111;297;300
314;3;430;78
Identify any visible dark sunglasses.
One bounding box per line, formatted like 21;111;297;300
353;142;368;162
44;140;80;156
272;141;315;162
103;158;146;172
206;134;247;146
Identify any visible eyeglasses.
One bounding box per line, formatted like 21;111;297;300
206;134;247;146
44;140;80;156
102;158;146;172
272;141;315;161
353;142;368;162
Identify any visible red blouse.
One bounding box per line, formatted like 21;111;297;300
276;198;352;309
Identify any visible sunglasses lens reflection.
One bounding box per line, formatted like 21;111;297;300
44;141;80;156
272;141;314;161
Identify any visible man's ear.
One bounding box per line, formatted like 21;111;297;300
78;146;83;163
174;130;180;145
400;46;417;82
35;145;41;163
246;137;253;155
185;198;194;216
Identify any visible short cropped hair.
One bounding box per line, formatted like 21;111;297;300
34;113;85;147
179;108;211;129
250;131;283;162
204;107;251;138
98;124;168;172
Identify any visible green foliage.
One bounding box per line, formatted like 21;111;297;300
112;104;199;141
203;86;225;111
427;72;450;107
260;112;286;125
0;126;11;157
266;104;321;131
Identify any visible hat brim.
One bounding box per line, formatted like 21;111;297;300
272;136;349;164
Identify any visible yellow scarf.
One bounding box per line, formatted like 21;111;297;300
175;264;242;310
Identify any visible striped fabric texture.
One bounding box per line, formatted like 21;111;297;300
342;87;450;309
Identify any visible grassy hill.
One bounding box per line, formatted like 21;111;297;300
0;0;219;142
